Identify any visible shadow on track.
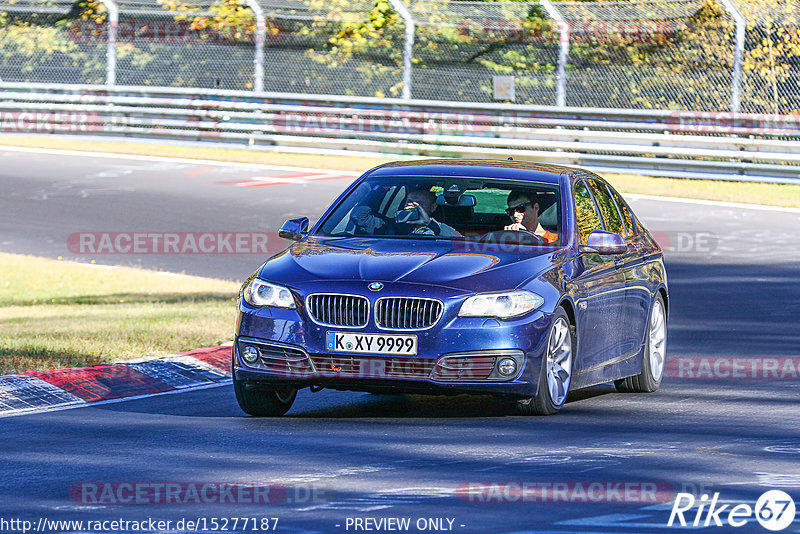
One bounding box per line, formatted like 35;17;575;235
90;384;617;419
84;260;800;421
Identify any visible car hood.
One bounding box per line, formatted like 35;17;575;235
257;237;561;293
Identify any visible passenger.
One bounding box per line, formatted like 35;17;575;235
504;191;559;244
402;187;461;237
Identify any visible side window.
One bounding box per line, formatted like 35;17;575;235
536;191;560;230
574;180;603;245
380;185;406;217
607;186;637;238
587;179;624;236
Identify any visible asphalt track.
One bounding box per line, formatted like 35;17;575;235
1;146;800;534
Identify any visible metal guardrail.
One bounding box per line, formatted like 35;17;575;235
1;84;799;183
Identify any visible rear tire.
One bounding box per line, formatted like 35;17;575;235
234;380;297;416
615;293;666;393
517;308;575;416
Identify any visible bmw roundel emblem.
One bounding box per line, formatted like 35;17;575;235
368;282;383;291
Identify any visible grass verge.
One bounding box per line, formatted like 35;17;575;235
0;252;239;374
2;135;799;208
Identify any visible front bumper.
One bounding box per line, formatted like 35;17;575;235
234;299;554;399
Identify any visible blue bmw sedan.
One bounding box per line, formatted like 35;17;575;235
233;160;668;416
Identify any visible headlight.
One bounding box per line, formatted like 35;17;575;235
243;279;296;309
458;290;543;319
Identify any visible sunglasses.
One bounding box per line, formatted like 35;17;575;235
505;202;532;216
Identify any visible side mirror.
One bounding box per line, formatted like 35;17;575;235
279;217;309;241
584;230;626;255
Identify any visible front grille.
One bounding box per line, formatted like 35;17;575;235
249;342;314;376
307;294;369;327
310;355;436;379
375;297;443;330
431;356;496;381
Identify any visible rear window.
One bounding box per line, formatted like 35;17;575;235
588;179;625;236
574;180;603;245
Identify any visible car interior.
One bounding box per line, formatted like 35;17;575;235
380;185;559;236
324;179;562;244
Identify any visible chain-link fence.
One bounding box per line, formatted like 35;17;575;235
409;1;560;104
0;0;108;84
112;0;256;89
1;0;799;113
735;0;800;113
557;0;738;111
256;0;406;96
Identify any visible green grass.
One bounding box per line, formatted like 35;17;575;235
2;135;799;208
0;252;240;374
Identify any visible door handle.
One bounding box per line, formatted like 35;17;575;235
614;257;623;269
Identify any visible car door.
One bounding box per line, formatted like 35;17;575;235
606;183;653;351
571;179;627;371
586;178;645;358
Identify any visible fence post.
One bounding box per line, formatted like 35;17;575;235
97;0;118;86
387;0;415;99
718;0;745;112
245;0;266;92
540;0;569;108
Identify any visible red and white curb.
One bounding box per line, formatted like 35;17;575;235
216;170;358;188
0;343;233;417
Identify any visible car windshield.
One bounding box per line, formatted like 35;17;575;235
315;176;562;246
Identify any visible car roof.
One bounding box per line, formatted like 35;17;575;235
367;159;576;185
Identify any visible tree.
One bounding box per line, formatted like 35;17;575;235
738;0;800;113
0;0;106;84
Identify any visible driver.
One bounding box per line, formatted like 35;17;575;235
402;187;461;237
504;191;559;244
349;186;461;237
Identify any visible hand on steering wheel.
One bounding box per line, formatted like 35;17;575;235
501;223;545;245
504;222;526;232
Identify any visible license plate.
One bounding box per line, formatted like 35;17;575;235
326;332;417;355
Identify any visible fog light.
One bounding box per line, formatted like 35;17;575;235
242;345;259;365
497;358;517;376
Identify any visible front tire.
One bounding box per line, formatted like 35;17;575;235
517;308;574;416
234;380;297;416
616;293;667;393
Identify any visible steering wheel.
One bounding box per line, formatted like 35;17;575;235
479;229;545;246
516;228;545;242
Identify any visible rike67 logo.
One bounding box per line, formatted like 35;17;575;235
669;490;796;531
